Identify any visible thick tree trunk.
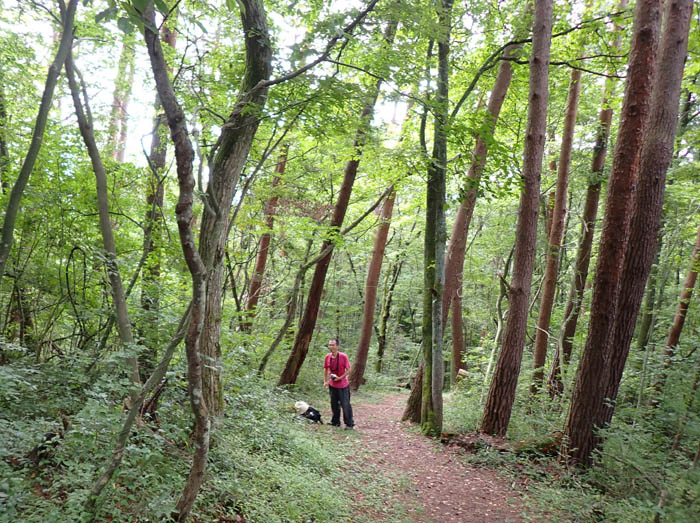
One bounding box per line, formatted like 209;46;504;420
244;151;286;331
481;0;553;437
421;0;453;437
597;0;692;430
199;0;272;415
0;0;78;282
349;187;395;390
143;4;209;519
65;50;140;387
563;0;662;465
402;360;423;423
531;68;581;393
107;32;136;162
278;92;380;386
442;40;523;382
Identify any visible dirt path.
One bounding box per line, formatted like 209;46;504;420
340;393;526;522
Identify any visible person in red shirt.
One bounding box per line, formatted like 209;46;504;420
323;338;355;429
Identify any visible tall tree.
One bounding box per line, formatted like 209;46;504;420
563;0;662;465
0;0;78;282
106;32;136;162
598;0;693;430
531;67;581;393
421;0;453;437
349;187;395;390
480;0;553;437
198;0;273;415
547;2;627;393
142;3;209;519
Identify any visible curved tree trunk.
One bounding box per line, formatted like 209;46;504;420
0;0;78;282
244;150;286;331
143;4;209;519
481;0;553;437
65;50;140;387
199;0;273;415
563;0;662;465
531;68;581;393
349;187;395;390
597;0;693;430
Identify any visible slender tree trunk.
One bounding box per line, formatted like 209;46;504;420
402;360;423;423
531;68;581;393
0;67;8;193
349;188;395;390
107;32;136;162
652;222;700;395
0;0;78;282
376;257;403;373
244;150;286;331
143;4;209;519
140;17;177;380
636;232;663;351
563;0;662;465
481;0;553;437
598;0;693;430
548;0;627;396
442;39;524;382
199;0;272;415
421;0;453;437
65;50;140;387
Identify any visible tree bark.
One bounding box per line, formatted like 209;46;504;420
349;187;395;390
65;50;140;387
375;256;403;373
0;67;8;193
0;0;78;282
481;0;553;437
598;0;693;430
531;67;581;393
563;0;662;465
199;0;272;415
142;3;209;519
244;149;286;331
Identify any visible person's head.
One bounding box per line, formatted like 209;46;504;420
328;338;340;354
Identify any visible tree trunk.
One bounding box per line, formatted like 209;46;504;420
65;50;140;387
563;0;662;465
548;1;628;396
199;0;272;415
0;67;8;193
0;0;78;282
480;0;553;437
244;150;286;331
375;257;403;373
349;187;395;390
402;360;423;423
597;0;693;430
531;68;581;393
635;232;663;351
140;16;177;380
421;0;453;437
106;32;136;162
442;39;524;382
143;4;209;519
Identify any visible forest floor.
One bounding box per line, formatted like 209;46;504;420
324;392;528;522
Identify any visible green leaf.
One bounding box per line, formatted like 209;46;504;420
117;16;135;34
154;0;169;14
132;0;148;12
95;6;118;23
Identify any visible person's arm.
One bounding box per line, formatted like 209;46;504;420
324;358;330;388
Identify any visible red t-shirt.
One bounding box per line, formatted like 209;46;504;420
324;352;350;388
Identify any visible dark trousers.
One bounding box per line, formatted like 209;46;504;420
329;385;354;427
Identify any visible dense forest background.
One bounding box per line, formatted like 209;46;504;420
0;0;698;520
